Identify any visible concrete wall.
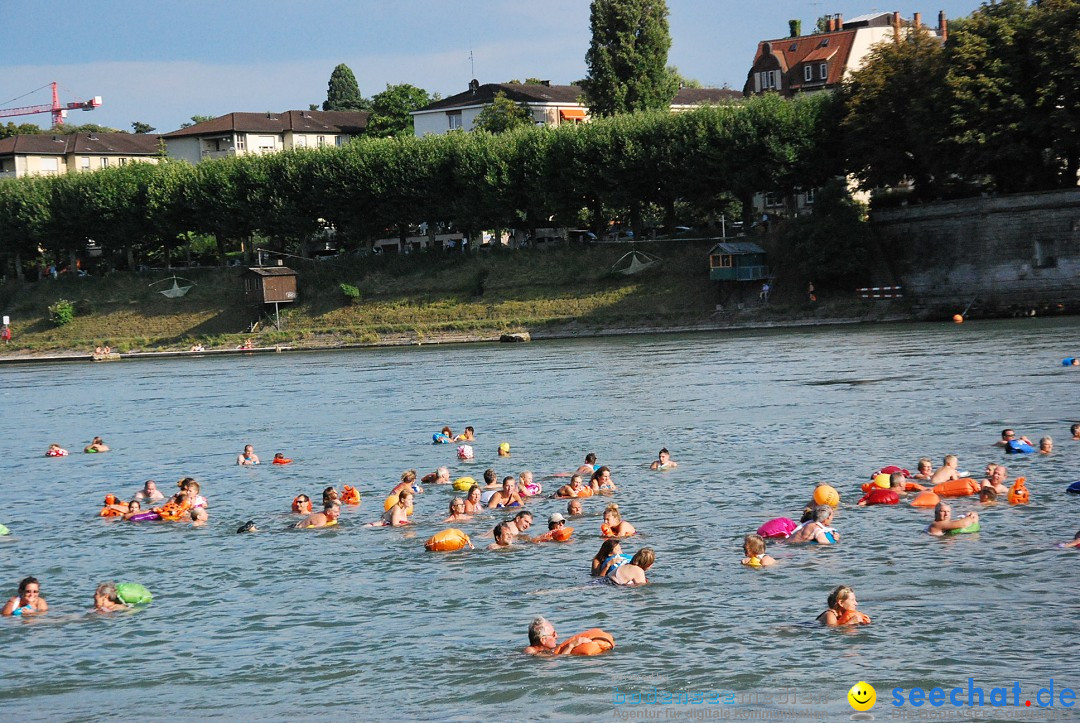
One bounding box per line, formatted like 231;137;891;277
871;189;1080;316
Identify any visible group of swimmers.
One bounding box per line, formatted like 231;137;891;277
45;436;109;457
735;423;1080;627
2;576;146;617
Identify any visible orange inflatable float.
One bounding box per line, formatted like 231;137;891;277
862;479;926;493
836;609;872;625
272;456;292;465
553;628;615;656
932;478;980;497
292;496;312;514
424;528;472;552
911;490;940;508
533;527;574;543
152;498;191;522
813;485;840;506
99;494;127;518
1008;477;1029;504
341;485;360;505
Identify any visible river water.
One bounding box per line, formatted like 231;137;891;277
1;318;1078;720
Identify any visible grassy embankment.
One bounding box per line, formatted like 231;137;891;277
0;240;884;355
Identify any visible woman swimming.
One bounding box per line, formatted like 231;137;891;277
609;548;653;586
445;498;470;522
591;539;630;577
2;576;48;616
816;585;871;626
463;485;483;514
590;466;618;492
601;504;636;537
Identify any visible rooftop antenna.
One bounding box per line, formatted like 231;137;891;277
469;49;475;79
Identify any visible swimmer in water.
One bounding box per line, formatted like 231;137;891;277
463;485;483;514
456;426;475;442
609;548;653;585
592;539;630;577
187;508;209;527
650;448;678;470
487;477;524;509
92;582;128;612
486;521;513;550
237;444;260;465
481;468;499;489
323;487;340;507
523;616;598;656
912;457;934;480
445;498;470;522
2;576;48;616
237;520;258;533
84;436;110;453
788;505;839;545
980;465;1009;495
590;466;617;492
1071;423;1080;441
816;585;870;626
926;502;978;537
601;503;636;537
929;454;960;486
179;479;207;509
1039;436;1053;454
575;453;598;477
518;470;540;497
422;466;451;485
296;504;340;529
567;499;583;517
390;470;422;496
741;534;776;567
505;511;533;539
497;442;511;457
122;500;144;520
531;513;570;543
994;428;1032;448
978;487;998;504
293;494;313;514
381;491;412;527
1057;531;1080;549
554;474;588;498
46;443;68;457
133;479;165;502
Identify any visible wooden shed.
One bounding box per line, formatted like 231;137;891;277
243;266;298;305
708;242;768;282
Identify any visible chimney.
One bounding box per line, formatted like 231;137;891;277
788;18;801;38
836;13;843;29
913;12;921;28
893;11;902;42
939;10;948;41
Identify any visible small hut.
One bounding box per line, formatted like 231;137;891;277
707;241;768;307
243;265;297;329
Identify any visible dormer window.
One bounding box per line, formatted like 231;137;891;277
754;70;781;92
804;65;813;82
819;62;828;80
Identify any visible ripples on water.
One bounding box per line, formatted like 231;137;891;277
1;318;1078;718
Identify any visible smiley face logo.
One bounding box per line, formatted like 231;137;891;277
848;681;876;711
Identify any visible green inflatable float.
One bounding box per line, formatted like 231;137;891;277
115;583;152;605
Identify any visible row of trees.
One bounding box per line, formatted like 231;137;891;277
0;93;836;277
842;0;1080;199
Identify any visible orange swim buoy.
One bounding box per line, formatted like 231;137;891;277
341;485;360;505
99;494;126;518
932;478;980;497
904;481;927;492
1008;477;1029;505
911;490;940;508
424;528;472;552
152;499;191;522
534;527;575;543
272;457;292;465
836;609;872;625
553;628;615;656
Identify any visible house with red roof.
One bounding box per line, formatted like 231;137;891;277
0;132;162;179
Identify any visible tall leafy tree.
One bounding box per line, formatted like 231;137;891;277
0;122;43;138
580;0;679;117
323;63;370;111
472;92;534;134
179;115;215;129
1028;0;1080;187
131;121;156;134
367;83;432;138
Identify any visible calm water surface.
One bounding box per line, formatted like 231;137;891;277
1;319;1078;720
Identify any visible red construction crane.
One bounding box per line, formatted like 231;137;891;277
0;82;102;126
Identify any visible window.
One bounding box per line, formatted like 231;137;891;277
756;70;780;91
118;158;127;166
81;157;90;169
40;157;59;174
236;136;246;151
257;136;276;152
447;111;462;130
317;136;326;147
709;254;734;269
335;136;343;147
295;135;307;148
804;65;813;82
100;157;109;168
764;192;783;208
804;188;816;205
819;62;828;80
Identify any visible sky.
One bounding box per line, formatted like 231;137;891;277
1;0;987;134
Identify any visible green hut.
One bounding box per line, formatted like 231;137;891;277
708;242;768;281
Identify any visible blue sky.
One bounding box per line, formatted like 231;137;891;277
2;0;986;134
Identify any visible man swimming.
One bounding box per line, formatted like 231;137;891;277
295;504;339;529
926;503;978;537
929;454;960;486
980;465;1009;495
650;448;677;470
994;428;1032;448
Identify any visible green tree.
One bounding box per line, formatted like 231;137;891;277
367;83;432;137
179;115;215;129
667;66;702;88
1030;0;1080;186
841;27;949;200
581;0;679;117
0;122;43;139
0;177;51;278
472;92;534;134
48;123;123;134
323;63;370;111
131;121;156;134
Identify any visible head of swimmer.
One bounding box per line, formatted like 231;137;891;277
631;547;655;571
501;476;517;494
528;616;558;650
828;585;857;612
19;577;40;601
493;521;512;544
93;582;117;607
514;511;532;530
570;474;584;490
324;504;340;520
658;448;669;463
1001;429;1015;441
743;534;766;557
934;502;952;521
567;500;582;516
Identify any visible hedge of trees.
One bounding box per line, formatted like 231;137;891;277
0;93;838;275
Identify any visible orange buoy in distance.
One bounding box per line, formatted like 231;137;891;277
952;314;964;324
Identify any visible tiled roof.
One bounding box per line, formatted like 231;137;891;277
163;110;369;138
745;29;857;92
672;87;742;105
0;132;161;156
709;241;765;255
